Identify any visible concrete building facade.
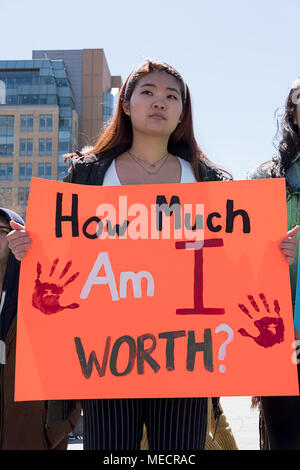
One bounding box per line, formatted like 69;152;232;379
0;49;122;218
32;49;122;149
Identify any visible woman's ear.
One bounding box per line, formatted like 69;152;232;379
178;110;184;124
122;100;131;117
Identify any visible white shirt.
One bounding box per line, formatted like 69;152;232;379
102;157;197;186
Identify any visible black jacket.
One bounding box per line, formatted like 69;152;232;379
63;149;231;185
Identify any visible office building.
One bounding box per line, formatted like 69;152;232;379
32;49;122;149
0;49;122;218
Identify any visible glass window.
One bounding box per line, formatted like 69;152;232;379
19;138;33;156
47;114;53;131
40;76;55;85
52;61;64;69
0;164;6;180
20;114;33;132
19;163;25;180
38;163;43;178
56;78;68;87
20;94;39;105
58;97;73;106
47;95;57;105
0;143;13;156
39;114;53;131
19;163;32;181
39;138;44;155
0;116;14;133
103;91;114;124
0;165;5;180
58;141;69;154
7;164;13;180
59;107;72;117
39;95;47;105
38;163;52;179
39;114;45;131
59;117;71;130
20;139;25;155
27;139;33;155
0;80;6;104
18;187;30;206
39;138;52;156
0;115;14;156
0;164;12;180
46;138;52;155
0;70;40;105
45;163;52;179
58;164;68;181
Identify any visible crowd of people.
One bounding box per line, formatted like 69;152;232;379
1;59;300;450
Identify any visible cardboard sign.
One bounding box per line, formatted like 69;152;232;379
15;177;299;400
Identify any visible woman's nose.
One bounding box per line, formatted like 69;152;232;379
152;100;166;110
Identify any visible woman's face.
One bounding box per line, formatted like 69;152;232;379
124;71;184;139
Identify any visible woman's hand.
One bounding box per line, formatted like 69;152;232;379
279;225;299;264
7;221;32;261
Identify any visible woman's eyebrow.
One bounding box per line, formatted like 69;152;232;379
140;83;180;95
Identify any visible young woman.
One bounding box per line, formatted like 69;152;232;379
248;77;300;450
7;60;297;450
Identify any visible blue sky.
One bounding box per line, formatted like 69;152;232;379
2;0;300;178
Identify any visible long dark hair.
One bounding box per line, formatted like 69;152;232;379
271;79;300;177
65;59;231;180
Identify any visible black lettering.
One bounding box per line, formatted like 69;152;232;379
158;331;186;371
137;333;160;374
55;193;79;237
110;335;136;376
82;216;102;239
207;212;222;232
186;329;213;372
156;195;181;231
74;336;111;378
226;199;250;233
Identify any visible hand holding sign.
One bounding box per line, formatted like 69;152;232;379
7;220;31;261
279;225;299;264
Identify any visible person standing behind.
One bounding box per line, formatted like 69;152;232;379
0;207;80;450
247;77;300;450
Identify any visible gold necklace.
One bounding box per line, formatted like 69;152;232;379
127;150;169;175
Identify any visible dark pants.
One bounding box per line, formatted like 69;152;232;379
261;364;300;450
261;395;300;450
82;397;207;450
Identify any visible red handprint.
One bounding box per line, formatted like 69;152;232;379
237;293;284;348
32;259;80;315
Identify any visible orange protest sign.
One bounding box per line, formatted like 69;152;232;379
15;177;299;400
